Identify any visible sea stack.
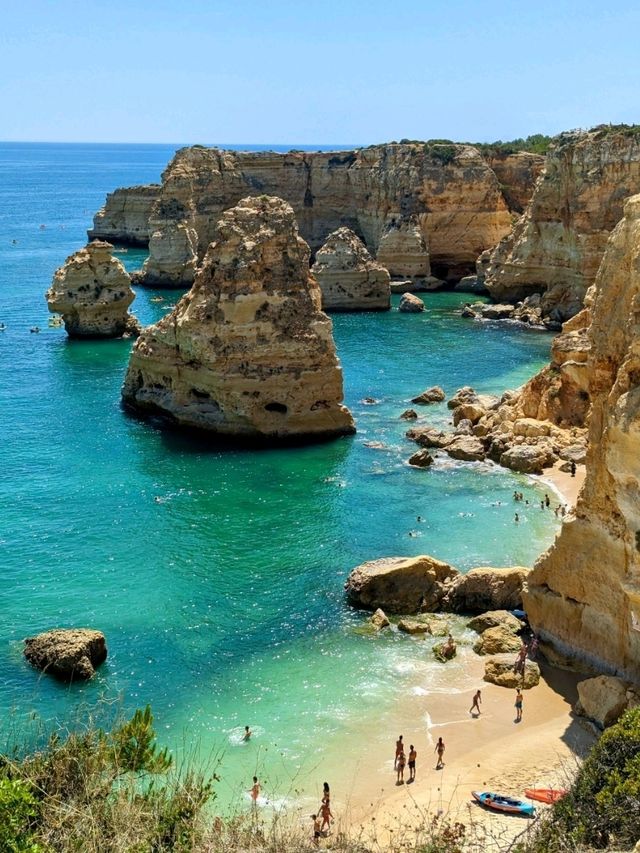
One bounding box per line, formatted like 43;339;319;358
46;240;139;338
311;227;391;311
122;196;355;441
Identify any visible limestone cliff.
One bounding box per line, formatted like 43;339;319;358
486;151;545;214
46;241;139;338
311;227;390;311
525;194;640;681
88;185;160;246
485;127;640;320
105;143;512;287
122;196;355;441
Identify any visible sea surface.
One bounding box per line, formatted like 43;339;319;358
0;143;559;813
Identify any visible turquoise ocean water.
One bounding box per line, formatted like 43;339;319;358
0;143;558;812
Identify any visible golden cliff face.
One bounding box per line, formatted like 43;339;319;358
485;128;640;321
486;151;545;214
128;143;512;287
88;185;160;246
122;196;354;442
525;194;640;681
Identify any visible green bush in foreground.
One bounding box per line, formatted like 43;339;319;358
521;707;640;852
0;777;42;852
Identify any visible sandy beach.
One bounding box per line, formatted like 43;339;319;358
534;460;586;509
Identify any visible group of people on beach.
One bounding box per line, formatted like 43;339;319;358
393;734;445;785
513;490;567;522
311;783;333;845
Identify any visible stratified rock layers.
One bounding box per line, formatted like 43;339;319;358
525;194;640;682
88;185;160;246
122;196;355;441
485;128;640;319
46;240;138;338
124;143;512;286
311;227;390;311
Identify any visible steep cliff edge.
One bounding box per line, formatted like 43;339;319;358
88;185;160;246
103;143;513;287
525;194;640;681
485;127;640;320
486;151;545;213
122;196;354;441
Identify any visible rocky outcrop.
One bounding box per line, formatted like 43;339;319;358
399;293;425;313
485;127;640;320
473;624;522;655
345;555;458;613
376;215;431;281
24;629;107;681
411;386;445;404
370;608;390;630
88;185;160;246
524;194;640;682
574;675;640;729
122;196;354;441
408;449;434;468
486;151;546;214
345;556;529;615
46;241;139;338
139;208;199;288
468;610;523;634
123;143;514;287
483;655;540;689
311;227;390;311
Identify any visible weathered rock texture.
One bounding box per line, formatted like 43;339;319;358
102;143;515;287
483;655;540;689
574;675;640;729
486;151;546;214
24;629;107;681
89;185;160;246
525;194;640;682
345;555;529;615
122;196;354;441
311;227;391;311
46;241;139;338
485;127;640;320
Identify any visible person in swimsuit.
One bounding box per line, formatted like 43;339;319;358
396;749;406;784
243;725;252;741
515;689;523;722
408;744;417;782
312;814;322;846
394;735;404;769
470;689;482;716
320;799;333;832
322;782;330;804
435;737;445;769
250;776;260;807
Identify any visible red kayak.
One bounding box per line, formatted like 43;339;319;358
524;788;567;804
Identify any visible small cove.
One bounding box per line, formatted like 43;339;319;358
0;143;560;812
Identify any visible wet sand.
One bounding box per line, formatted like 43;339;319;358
534;460;586;509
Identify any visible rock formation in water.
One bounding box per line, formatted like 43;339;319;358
24;628;107;681
140;203;199;287
88;185;160;246
524;193;640;682
94;142;517;288
311;227;390;311
122;196;355;441
485;127;640;321
46;240;140;338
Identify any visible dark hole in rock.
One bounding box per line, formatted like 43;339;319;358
191;388;210;399
264;402;288;414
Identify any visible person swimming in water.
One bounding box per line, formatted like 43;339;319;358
243;725;251;741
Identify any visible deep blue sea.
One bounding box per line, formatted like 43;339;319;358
0;143;558;813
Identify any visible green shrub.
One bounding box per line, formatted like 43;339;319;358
0;777;42;853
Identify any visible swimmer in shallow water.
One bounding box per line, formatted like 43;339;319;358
243;725;251;741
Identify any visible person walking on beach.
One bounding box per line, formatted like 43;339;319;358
394;735;404;769
470;689;482;716
408;744;417;782
435;737;445;769
312;814;322;846
515;689;523;722
396;748;406;784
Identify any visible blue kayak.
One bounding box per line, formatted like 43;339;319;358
472;791;536;817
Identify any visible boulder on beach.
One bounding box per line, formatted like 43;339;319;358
483;654;540;689
473;624;523;655
345;554;458;614
467;610;523;634
24;628;107;681
444;566;529;612
574;675;637;729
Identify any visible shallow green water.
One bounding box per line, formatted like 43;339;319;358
0;143;559;812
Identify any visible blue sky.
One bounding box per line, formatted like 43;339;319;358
1;0;639;144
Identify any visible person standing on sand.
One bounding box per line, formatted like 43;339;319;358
515;689;523;722
435;737;445;769
470;690;482;715
408;744;417;782
312;814;322;846
570;460;577;477
396;749;406;784
394;735;404;769
320;797;333;833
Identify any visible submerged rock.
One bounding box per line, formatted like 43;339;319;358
311;227;391;311
46;241;139;338
122;196;355;442
24;628;107;681
400;408;418;420
408;449;434;468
